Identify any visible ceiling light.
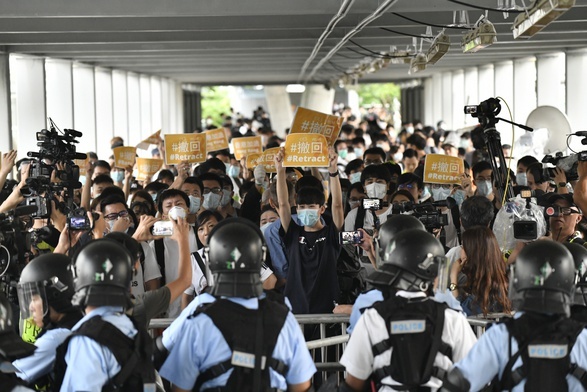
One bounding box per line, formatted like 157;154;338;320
427;31;450;64
512;0;575;39
462;19;497;53
286;84;306;93
409;53;427;74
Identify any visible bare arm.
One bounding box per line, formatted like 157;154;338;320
123;164;133;199
275;148;291;233
165;217;193;304
181;292;194;310
0;150;16;191
144;278;160;291
0;162;29;213
328;147;344;231
575;162;587;215
80;160;93;211
288;380;313;392
170;161;189;190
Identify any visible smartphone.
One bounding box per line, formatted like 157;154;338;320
151;220;173;236
363;199;380;210
341;230;363;245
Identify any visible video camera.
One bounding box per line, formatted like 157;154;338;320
542;138;587;182
391;200;449;232
464;98;501;120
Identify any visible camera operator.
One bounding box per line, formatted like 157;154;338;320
0;150;17;191
0;161;30;213
546;193;584;244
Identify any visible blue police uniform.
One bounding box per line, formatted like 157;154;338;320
453;312;587;391
160;296;316;390
59;306;137;392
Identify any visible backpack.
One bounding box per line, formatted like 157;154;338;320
498;313;587;391
371;296;452;389
53;315;156;392
336;243;367;304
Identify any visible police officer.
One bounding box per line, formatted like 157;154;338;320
159;217;316;391
53;239;156;391
442;241;587;391
12;252;82;387
339;229;477;391
0;293;36;392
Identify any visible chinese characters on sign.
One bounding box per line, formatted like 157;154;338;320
283;133;329;168
113;146;137;168
246;152;263;170
423;154;465;184
164;133;207;165
290;107;343;146
232;136;262;160
205;128;229;152
136;158;164;181
261;147;279;173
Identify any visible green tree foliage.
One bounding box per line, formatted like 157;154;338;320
201;86;231;128
357;83;400;108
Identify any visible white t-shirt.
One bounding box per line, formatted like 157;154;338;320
131;242;163;296
344;204;394;231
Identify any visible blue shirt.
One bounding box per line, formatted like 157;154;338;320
159;296;316;390
454;312;587;391
59;307;137;392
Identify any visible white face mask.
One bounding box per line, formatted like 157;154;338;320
260;222;272;235
393;153;403;162
476;180;493;197
349;200;361;209
431;187;451;201
349;172;362;184
516;172;527;186
168;206;187;220
365;182;387;199
188;195;201;214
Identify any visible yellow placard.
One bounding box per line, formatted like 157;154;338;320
283;133;329;168
262;147;280;173
205;128;229;152
113;146;137;168
290;107;343;146
423;154;465;184
232;136;262;160
136;130;162;150
74;158;89;177
136;158;164;181
164;133;207;165
246;152;263;170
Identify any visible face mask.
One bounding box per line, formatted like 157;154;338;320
477;180;493;197
422;186;431;200
227;165;240;178
452;189;466;206
405;126;414;134
338;150;348;160
168;206;187;220
298;209;319;227
224;162;231;173
459;139;469;149
220;189;231;207
188;195;201;214
365;183;387;199
354;148;363;158
107;220;116;232
203;192;221;210
393;153;403;162
260;222;272;235
111;171;124;183
151;193;157;202
516;172;527;186
431;187;451;201
349;172;362;184
349;200;361;209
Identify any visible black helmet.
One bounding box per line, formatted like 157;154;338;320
71;239;133;309
0;293;36;361
367;229;445;292
205;217;266;298
514;241;576;316
17;253;76;329
105;231;144;267
563;242;587;287
375;215;425;266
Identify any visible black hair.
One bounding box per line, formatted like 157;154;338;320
157;169;175;182
261;204;277;214
347;182;365;197
472;161;493;179
94;160;111;171
130;190;157;216
296;186;325;206
197;157;226;175
92;174;114;186
198;172;223;189
333;139;348;150
99;195;128;214
144;181;168;194
361;164;392;185
295;175;323;194
269;178;293;205
239;180;256;199
403;148;418;160
526;162;548;184
218;175;233;190
344;158;364;176
363;147;386;162
384;162;402;179
460;196;495;230
99;185;125;200
212;149;231;158
340;123;354;135
390;189;415;203
157;188;190;213
87;152;98;160
184;176;204;193
518;155;539;169
406;134;426;151
352;137;365;146
397;172;423;190
195;210;224;248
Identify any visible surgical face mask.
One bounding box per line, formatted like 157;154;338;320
477;180;493;197
354;148;363;158
168;206;187;221
349;200;361;209
516;172;527;186
349;172;362;184
421;186;431;200
224;162;231;173
431;187;451;201
459;139;469;149
365;182;387;200
188;195;201;214
260;222;272;235
393;152;403;162
151;193;157;202
338;150;348;160
452;189;466;206
345;152;356;162
111;171;124;183
227;165;240;178
220;189;231;207
203;192;221;210
298;208;319;227
405;126;414;134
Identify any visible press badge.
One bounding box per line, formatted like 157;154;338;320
528;344;568;359
390;320;426;334
232;350;267;369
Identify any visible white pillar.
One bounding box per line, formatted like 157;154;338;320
161;78;170;136
432;73;443;127
264;85;293;137
494;61;514;142
513;57;537;126
347;88;360;119
139;75;152;138
537;52;566;112
127;73;141;145
477;64;495;103
112;70;129;147
566;49;587;151
423;77;434;126
441;72;453;129
73;63;96;155
464;67;479;108
452;70;465;129
0;53;12;154
300;84;335;115
151;77;162;133
45;59;73;131
174;81;184;134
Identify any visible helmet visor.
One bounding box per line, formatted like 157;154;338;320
17;281;48;329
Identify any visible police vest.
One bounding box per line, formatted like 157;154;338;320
371;296;452;390
190;296;290;392
499;313;587;391
53;315;156;392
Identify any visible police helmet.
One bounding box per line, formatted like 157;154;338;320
367;229;445;292
17;253;76;329
375;215;425;267
205;217;266;298
514;241;576;316
71;239;133;309
563;242;587;287
105;231;144;269
0;293;36;361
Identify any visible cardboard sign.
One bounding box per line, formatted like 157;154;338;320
113;146;137;168
136;158;164;181
246;152;263;170
290;107;343;146
423;154;465;184
136;130;162;150
261;147;279;173
164;133;207;165
74;158;89;177
232;136;262;160
205;128;229;152
283;133;329;167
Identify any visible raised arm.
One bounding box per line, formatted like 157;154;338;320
574;161;587;215
328;147;344;231
0;150;16;191
80;160;93;211
165;216;192;303
275;148;291;233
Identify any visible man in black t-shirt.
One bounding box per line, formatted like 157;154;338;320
275;147;344;314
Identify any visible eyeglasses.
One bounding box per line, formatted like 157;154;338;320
560;207;581;216
104;210;129;221
365;160;383;166
397;183;415;190
203;187;222;195
431;184;451;190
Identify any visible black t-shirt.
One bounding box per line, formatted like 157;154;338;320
280;215;341;314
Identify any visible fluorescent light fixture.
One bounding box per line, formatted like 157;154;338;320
409;53;427;74
462;19;497;53
286;84;306;93
253;85;264;90
426;31;450;64
512;0;575;39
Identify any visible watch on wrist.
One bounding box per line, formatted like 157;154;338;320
558;182;567;188
329;171;339;177
449;283;457;292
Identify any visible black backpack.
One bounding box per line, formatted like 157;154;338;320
336;243;367;304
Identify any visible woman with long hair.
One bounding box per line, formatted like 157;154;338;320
450;225;511;316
